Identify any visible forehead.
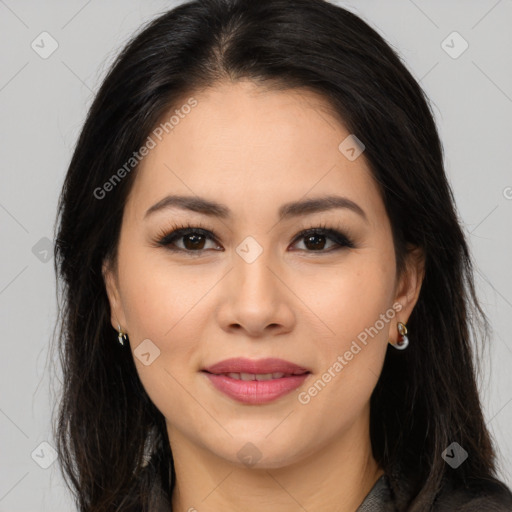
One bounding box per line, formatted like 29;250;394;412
127;80;382;222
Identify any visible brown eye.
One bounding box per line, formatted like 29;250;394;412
181;232;207;250
302;233;329;251
291;228;355;252
158;228;222;252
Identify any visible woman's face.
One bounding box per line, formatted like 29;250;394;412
104;80;422;469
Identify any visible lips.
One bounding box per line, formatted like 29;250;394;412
202;357;310;376
202;358;311;404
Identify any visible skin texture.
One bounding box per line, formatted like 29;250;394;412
103;80;424;512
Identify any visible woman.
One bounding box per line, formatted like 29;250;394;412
52;0;512;510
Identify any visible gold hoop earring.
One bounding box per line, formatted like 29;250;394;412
390;321;408;350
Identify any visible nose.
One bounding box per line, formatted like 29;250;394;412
215;249;296;338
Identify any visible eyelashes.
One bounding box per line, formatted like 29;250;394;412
153;221;356;256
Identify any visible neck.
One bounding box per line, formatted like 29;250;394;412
168;410;383;512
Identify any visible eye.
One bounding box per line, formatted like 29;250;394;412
290;225;355;252
154;222;355;255
155;224;222;253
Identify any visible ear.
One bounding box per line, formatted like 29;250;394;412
102;258;127;331
392;245;425;331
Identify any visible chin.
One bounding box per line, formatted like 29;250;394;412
213;434;312;470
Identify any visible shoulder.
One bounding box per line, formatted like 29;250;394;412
433;476;512;512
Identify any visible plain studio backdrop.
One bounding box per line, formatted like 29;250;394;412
0;1;511;510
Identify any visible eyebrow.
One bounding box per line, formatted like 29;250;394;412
144;194;368;223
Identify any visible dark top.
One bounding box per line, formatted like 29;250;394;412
357;474;394;511
356;473;512;511
146;460;512;511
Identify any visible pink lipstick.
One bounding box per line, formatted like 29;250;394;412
202;357;311;405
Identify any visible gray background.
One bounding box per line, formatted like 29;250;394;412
0;1;511;510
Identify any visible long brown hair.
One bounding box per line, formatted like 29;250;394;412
53;0;510;510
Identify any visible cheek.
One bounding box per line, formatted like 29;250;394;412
116;245;210;362
296;298;391;433
116;250;214;424
301;254;395;346
119;227;208;320
296;253;395;404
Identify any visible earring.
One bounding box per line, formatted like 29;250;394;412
117;324;127;346
390;321;409;350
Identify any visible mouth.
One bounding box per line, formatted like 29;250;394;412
202;357;311;375
203;370;309;381
201;358;311;404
